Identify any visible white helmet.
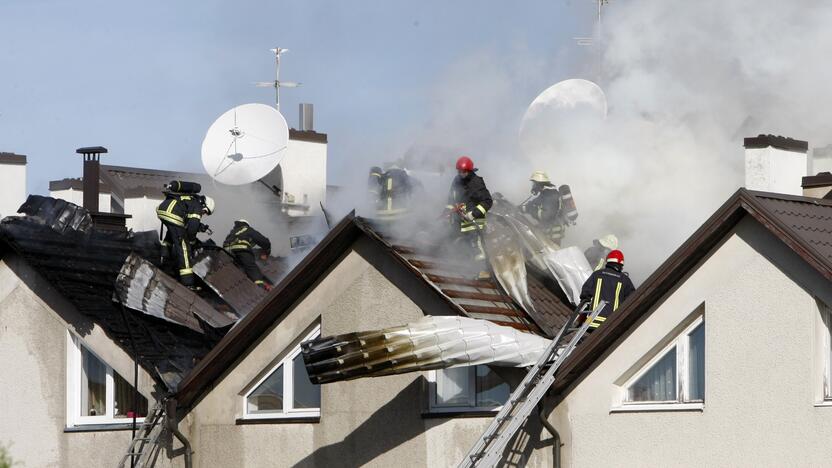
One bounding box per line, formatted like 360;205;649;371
203;196;215;215
237;219;249;225
529;170;551;184
598;234;618;250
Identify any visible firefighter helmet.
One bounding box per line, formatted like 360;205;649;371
606;249;624;265
529;170;551;184
237;219;249;225
598;234;618;250
369;166;383;176
456;156;474;172
203;196;215;215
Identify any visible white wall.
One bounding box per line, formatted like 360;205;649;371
281;139;327;217
124;196;165;233
745;146;808;195
49;188;112;214
550;217;832;467
0;161;26;219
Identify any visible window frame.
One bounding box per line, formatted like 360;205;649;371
425;365;510;414
820;303;832;402
65;332;147;427
242;324;322;420
616;315;705;411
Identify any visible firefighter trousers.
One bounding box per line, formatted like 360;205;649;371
232;250;268;286
161;223;195;286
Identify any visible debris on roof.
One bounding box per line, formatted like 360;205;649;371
302;315;551;384
17;194;93;234
192;250;266;317
115;253;236;331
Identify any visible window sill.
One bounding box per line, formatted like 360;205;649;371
236;416;320;425
610;402;704;413
64;423;141;433
813;400;832;408
422;410;500;419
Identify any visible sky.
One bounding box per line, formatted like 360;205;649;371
0;0;596;193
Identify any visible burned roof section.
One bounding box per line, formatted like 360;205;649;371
0;196;232;390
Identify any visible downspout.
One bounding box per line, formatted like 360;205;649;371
538;403;561;468
166;399;194;468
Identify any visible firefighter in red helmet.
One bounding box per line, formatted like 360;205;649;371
446;156;493;279
579;249;635;330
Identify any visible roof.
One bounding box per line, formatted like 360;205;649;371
802;172;832;188
550;188;832;397
175;214;575;409
744;134;808;153
0;152;26;165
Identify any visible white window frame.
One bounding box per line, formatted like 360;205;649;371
242;324;321;420
426;365;510;414
820;303;832;402
614;315;705;412
65;332;146;427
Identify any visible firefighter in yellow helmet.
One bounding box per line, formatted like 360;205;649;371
521;170;567;245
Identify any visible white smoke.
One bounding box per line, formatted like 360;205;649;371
349;0;832;283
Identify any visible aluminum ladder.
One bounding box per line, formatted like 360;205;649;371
458;301;606;468
117;401;166;468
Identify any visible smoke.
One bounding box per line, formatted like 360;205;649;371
342;0;832;283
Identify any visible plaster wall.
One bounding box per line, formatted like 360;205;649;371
0;253;176;468
280;139;326;217
185;249;552;467
550;217;832;467
745;146;807;195
49;188;112;214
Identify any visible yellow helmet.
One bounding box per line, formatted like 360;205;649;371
529;170;551;184
598;234;618;250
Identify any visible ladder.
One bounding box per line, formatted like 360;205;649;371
117;401;167;468
458;301;607;468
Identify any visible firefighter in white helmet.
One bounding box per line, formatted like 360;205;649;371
584;234;619;271
521;171;567;245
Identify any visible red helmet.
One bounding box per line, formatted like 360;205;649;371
606;250;624;265
456;156;474;172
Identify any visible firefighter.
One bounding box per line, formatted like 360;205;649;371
376;165;414;220
156;182;214;289
368;166;384;206
447;155;493;279
223;219;272;290
521;170;566;244
584;234;619;271
579;250;635;330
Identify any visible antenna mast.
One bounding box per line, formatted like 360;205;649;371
574;0;612;85
255;47;301;112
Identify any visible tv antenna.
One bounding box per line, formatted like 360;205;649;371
573;0;612;84
255;47;301;112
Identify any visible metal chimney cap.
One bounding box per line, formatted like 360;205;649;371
76;146;108;155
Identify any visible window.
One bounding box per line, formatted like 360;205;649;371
621;316;704;408
427;365;510;413
821;303;832;401
243;325;321;420
66;333;148;426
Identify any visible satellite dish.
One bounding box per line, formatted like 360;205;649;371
519;79;607;134
201;103;289;185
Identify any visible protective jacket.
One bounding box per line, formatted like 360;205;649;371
524;184;564;242
223;221;271;254
377;168;413;217
579;263;635;328
156;193;205;286
447;171;493;232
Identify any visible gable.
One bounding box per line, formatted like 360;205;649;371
186;249;425;419
549;216;832;467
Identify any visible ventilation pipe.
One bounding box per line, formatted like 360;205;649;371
299;103;314;131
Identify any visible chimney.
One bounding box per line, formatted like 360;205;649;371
75;146;130;231
76;146;107;212
299;103;314;131
0;152;27;219
744;134;808;195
